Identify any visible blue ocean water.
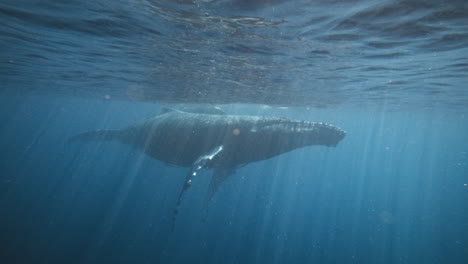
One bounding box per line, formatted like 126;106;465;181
1;1;467;264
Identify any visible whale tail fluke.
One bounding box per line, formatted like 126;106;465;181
68;129;122;143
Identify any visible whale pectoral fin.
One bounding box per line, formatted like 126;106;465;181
171;168;197;231
171;145;224;230
206;166;235;201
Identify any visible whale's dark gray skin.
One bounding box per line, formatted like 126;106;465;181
69;108;346;228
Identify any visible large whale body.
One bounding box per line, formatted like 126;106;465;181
70;108;346;226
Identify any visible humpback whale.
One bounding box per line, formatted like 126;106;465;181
69;108;346;227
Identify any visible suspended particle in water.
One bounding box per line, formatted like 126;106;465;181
379;211;394;224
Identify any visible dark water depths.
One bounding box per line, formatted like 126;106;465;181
1;1;467;264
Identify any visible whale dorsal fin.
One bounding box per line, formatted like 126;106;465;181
161;105;226;115
160;107;179;115
180;105;226;115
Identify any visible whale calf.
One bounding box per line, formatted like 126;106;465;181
69;108;346;227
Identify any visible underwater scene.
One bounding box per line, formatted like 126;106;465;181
1;1;467;263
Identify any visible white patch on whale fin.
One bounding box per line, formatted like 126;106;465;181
171;145;224;231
